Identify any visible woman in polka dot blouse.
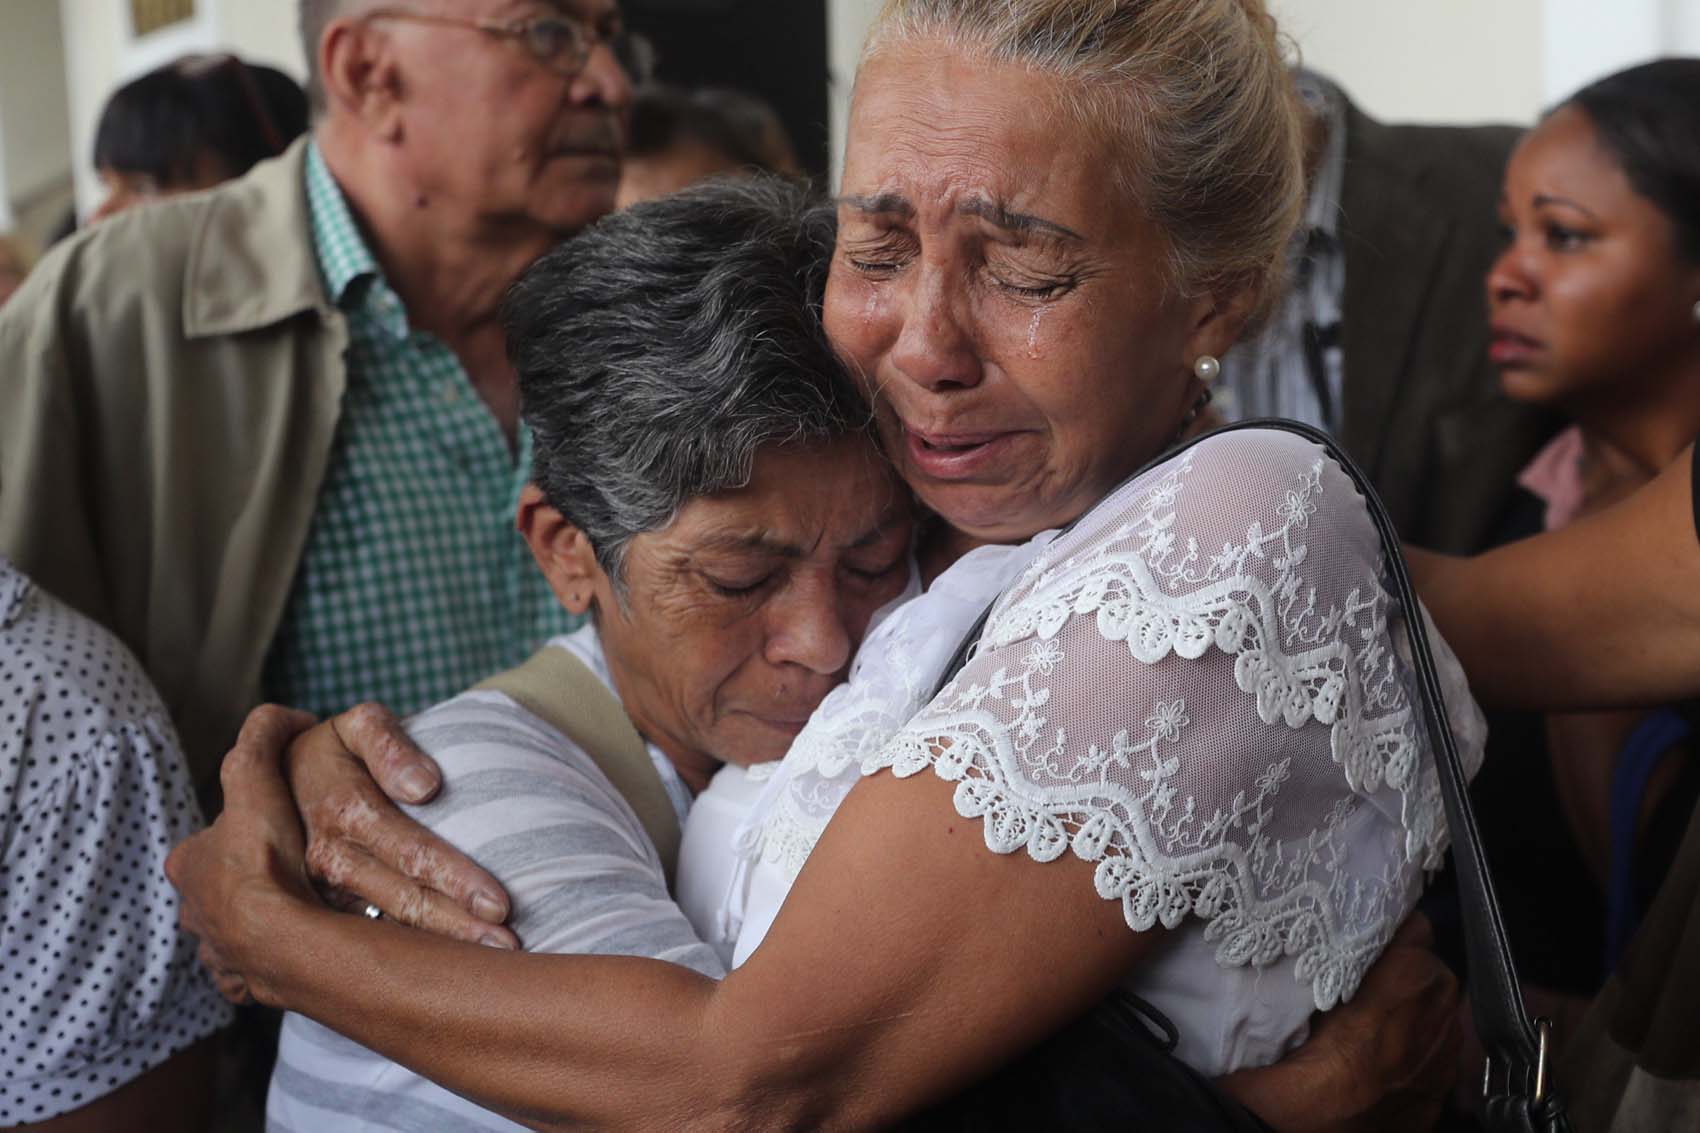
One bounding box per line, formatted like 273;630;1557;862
0;555;232;1128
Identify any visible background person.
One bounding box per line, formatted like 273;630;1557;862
270;177;913;1130
1217;68;1553;555
0;555;232;1130
1477;57;1700;985
0;0;637;808
1412;446;1700;1132
172;2;1481;1128
88;53;310;222
615;82;800;207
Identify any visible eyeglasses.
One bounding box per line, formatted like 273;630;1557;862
363;7;656;84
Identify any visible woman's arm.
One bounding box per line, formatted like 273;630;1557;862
1218;916;1461;1133
173;742;1149;1130
250;702;519;946
206;706;1472;1132
1412;444;1700;711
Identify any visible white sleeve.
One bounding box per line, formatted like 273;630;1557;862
864;428;1487;1011
0;715;233;1125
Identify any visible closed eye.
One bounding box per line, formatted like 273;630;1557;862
704;573;774;598
996;277;1069;300
845;557;905;583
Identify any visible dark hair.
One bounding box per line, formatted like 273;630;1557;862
628;84;799;175
1561;58;1700;263
503;175;866;593
93;55;309;185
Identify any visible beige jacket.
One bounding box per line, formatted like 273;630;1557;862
0;139;347;797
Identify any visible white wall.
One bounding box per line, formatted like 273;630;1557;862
1545;0;1700;106
0;132;11;231
825;0;1700;180
214;2;306;79
0;0;74;231
826;0;880;189
1270;0;1545;125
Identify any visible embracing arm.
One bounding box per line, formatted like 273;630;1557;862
176;744;1147;1131
273;702;520;947
1411;444;1700;712
210;706;1463;1132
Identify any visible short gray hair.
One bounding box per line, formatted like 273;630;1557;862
504;175;869;593
298;0;337;114
865;0;1304;326
299;0;378;116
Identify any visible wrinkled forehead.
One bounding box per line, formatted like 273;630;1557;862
664;438;909;556
840;41;1117;235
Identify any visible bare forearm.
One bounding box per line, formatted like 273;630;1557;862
1412;546;1614;710
1413;450;1700;711
244;896;754;1131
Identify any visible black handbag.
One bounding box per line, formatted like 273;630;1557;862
911;419;1569;1132
903;990;1271;1132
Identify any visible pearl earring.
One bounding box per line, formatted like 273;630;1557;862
1194;355;1221;383
1692;299;1700;325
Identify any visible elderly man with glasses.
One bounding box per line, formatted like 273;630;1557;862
0;0;642;810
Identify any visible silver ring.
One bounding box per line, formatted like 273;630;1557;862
361;903;383;921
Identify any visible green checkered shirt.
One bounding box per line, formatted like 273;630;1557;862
260;144;579;719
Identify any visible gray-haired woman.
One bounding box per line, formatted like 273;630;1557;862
171;1;1480;1127
268;175;918;1130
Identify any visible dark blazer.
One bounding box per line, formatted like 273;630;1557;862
1336;99;1559;553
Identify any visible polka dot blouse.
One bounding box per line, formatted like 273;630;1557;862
0;557;232;1124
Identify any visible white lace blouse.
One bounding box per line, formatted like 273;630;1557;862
675;429;1486;1075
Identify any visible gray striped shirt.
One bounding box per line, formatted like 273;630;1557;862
267;634;724;1132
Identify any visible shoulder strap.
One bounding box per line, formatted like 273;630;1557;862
936;419;1568;1128
476;646;681;887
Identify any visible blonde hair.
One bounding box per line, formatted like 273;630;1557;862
864;0;1304;325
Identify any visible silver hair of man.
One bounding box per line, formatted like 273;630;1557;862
298;0;375;115
502;174;872;600
865;0;1306;329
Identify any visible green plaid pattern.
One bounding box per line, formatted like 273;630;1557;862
260;144;579;719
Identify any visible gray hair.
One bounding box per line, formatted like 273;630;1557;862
299;0;382;116
864;0;1304;326
504;175;869;595
298;0;342;115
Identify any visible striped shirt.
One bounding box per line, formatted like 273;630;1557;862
1215;70;1348;431
266;627;717;1132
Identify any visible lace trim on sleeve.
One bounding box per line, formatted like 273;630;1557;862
859;432;1485;1010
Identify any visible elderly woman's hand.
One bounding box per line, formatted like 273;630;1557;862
165;706;323;1004
284;702;519;949
1218;914;1461;1132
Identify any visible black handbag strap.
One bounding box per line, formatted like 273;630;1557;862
934;418;1558;1116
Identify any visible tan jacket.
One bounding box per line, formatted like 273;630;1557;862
0;139;347;797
